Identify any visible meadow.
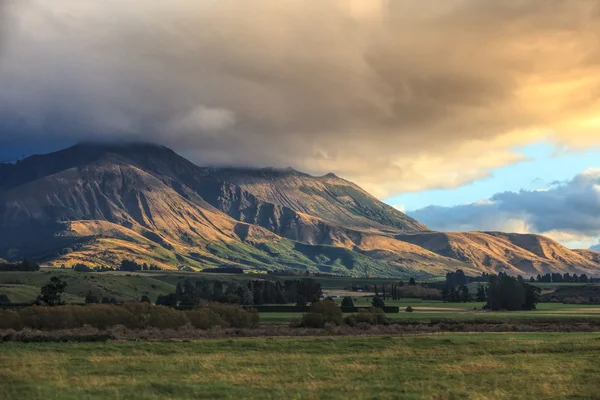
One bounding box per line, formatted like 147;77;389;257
260;298;600;325
1;333;600;399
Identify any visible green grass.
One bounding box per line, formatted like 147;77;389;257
1;333;600;399
0;270;175;303
258;298;600;325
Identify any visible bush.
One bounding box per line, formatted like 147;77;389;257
371;295;385;308
301;299;342;328
345;307;388;326
0;302;259;331
0;293;10;304
405;306;414;313
186;309;227;330
72;263;93;272
396;286;442;300
301;312;325;328
341;296;355;307
200;302;259;329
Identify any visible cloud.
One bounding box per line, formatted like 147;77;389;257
1;1;600;197
392;204;406;213
167;105;237;136
408;169;600;246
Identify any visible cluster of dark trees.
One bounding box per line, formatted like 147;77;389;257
532;273;590;283
0;259;40;272
70;260;163;272
202;267;244;274
445;270;468;286
486;274;540;311
441;285;471;302
156;278;323;307
440;270;541;310
119;259;162;272
36;276;67;306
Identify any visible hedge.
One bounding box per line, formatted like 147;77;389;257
0;302;259;331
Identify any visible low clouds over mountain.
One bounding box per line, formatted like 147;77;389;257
409;169;600;247
1;1;600;197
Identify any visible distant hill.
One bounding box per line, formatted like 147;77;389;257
1;142;599;277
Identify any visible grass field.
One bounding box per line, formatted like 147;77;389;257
259;299;600;324
1;333;600;399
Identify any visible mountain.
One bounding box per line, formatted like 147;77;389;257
396;231;600;276
1;142;599;277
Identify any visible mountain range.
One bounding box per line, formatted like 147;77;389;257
1;142;598;278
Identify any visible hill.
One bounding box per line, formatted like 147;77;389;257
396;231;600;275
0;142;599;277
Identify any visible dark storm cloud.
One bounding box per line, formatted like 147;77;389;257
408;169;600;243
1;1;600;196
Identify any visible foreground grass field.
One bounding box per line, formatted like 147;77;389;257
1;333;599;399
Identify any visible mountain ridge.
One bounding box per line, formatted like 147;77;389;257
1;142;598;277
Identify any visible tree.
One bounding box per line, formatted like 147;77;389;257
101;296;118;304
372;295;386;308
301;298;343;327
341;296;355;307
73;263;92;272
120;259;141;272
408;277;416;286
140;295;152;303
85;291;99;304
523;283;541;310
459;285;470;302
37;277;67;306
446;270;468;286
485;274;538;311
476;285;486;302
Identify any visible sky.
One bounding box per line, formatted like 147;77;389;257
1;1;600;248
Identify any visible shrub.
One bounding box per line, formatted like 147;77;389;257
186;309;227;330
371;295;385;308
344;307;388;326
201;302;259;328
341;296;355;307
0;302;260;331
405;306;414;313
0;309;21;330
85;291;100;304
0;293;10;304
301;312;325;328
122;303;188;329
396;285;442;300
301;299;342;328
72;263;93;272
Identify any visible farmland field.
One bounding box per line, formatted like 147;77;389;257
1;333;600;399
260;299;600;325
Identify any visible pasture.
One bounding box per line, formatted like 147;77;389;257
1;333;600;399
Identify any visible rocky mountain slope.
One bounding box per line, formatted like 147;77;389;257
1;142;598;277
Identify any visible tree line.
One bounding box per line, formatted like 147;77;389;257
532;273;590;283
0;259;40;272
156;278;323;307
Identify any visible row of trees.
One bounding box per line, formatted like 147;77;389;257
441;285;471;302
0;259;40;272
156;278;323;307
70;260;163;272
532;273;590;283
441;270;541;310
